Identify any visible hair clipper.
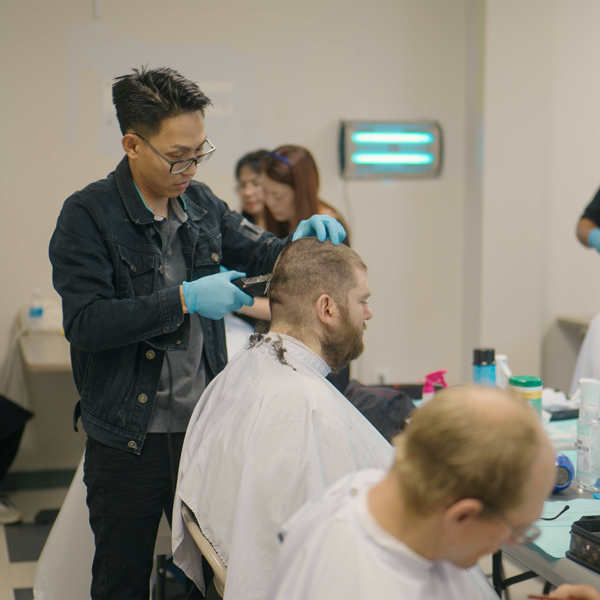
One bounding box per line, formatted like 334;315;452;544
232;274;272;297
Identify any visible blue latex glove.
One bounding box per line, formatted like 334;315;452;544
589;228;600;253
182;271;254;320
292;215;346;245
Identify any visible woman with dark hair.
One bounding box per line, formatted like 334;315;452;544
261;145;350;242
235;150;269;230
229;150;272;328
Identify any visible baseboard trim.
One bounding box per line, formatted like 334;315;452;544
2;469;76;490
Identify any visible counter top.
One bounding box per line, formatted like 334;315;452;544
19;333;71;373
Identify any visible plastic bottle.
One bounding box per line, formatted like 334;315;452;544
472;348;496;387
28;289;44;331
573;378;600;491
495;354;512;389
509;376;542;418
421;369;448;405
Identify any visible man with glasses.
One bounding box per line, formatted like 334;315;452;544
49;66;344;600
266;385;557;600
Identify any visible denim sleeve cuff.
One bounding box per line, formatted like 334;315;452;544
589;228;600;253
161;285;185;332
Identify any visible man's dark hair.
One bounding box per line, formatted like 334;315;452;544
235;150;269;180
112;66;212;137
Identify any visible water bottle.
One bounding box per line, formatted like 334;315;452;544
28;289;44;331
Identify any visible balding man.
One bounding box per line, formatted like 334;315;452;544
172;239;392;600
266;386;557;600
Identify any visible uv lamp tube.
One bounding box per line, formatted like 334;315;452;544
351;153;434;165
351;132;434;144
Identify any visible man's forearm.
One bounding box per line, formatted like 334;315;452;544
577;217;599;247
180;285;188;314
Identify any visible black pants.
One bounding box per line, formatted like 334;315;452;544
84;432;198;600
0;426;24;484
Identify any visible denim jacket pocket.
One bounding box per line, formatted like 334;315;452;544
79;345;137;427
116;244;155;298
192;228;222;274
80;349;116;416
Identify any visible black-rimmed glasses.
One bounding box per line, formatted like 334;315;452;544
493;512;541;545
132;133;216;174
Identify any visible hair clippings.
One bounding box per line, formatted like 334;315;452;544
267;152;291;167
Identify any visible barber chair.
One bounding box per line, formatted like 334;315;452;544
182;503;227;597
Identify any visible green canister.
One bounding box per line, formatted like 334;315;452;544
509;376;542;418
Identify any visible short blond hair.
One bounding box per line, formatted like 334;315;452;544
393;385;542;516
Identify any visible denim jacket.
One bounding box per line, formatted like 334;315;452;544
49;157;289;454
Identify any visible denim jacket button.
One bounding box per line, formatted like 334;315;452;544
146;350;155;360
176;340;181;345
149;228;156;236
130;265;137;273
138;394;148;404
211;253;220;262
127;441;137;449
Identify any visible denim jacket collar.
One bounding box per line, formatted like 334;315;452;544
114;156;205;225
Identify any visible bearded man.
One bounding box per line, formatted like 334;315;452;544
172;238;392;600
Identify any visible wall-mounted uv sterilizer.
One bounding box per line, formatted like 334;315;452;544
340;120;442;180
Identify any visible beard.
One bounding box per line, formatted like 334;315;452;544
320;304;366;375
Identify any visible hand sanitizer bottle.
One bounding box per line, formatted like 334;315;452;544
575;378;600;491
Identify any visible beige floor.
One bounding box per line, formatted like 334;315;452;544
0;488;68;600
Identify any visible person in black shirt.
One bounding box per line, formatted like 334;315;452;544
577;187;600;252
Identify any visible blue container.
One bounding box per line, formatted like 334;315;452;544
473;348;496;387
554;452;575;492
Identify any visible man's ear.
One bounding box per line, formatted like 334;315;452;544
442;498;485;534
315;294;340;326
122;134;141;160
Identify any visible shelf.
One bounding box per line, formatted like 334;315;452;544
19;333;72;373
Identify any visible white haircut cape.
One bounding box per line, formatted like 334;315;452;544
172;333;393;600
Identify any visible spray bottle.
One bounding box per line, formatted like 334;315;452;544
421;369;448;405
572;378;600;491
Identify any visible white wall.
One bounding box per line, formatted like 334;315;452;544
543;1;600;390
479;1;553;378
10;0;600;470
480;1;600;391
0;0;471;412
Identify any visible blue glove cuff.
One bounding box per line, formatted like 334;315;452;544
589;228;600;253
